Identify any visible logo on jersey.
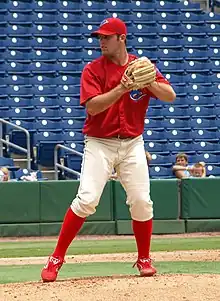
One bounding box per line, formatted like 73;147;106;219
130;90;146;102
100;19;109;26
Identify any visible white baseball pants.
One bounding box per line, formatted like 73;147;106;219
71;135;153;221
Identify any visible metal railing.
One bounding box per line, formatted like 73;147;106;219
54;144;83;180
0;119;31;170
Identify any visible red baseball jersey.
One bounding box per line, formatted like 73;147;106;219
80;54;170;138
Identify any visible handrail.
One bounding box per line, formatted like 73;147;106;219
0;119;31;170
54;144;83;180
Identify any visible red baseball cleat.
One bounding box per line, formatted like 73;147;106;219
41;256;64;282
133;258;157;277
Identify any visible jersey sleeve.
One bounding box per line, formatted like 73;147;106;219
142;67;170;98
80;66;102;106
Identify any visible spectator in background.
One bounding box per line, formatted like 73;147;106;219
172;152;193;179
0;167;10;182
190;162;206;178
173;153;206;179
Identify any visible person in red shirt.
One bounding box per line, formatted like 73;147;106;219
41;17;176;282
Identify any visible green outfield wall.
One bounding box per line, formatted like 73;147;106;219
0;178;220;236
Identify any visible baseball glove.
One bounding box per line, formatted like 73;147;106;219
121;57;156;90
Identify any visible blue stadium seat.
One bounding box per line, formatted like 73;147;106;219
62;118;85;130
57;0;83;10
162;117;190;129
187;84;217;94
182;36;208;47
57;22;86;35
32;0;58;10
32;85;57;96
7;23;33;35
57;60;86;72
189;117;217;129
56;48;83;60
7;107;35;119
56;74;80;85
57;35;84;48
57;95;80;106
206;165;220;176
30;61;57;74
59;106;86;118
130;34;159;47
56;85;80;95
157;60;184;72
34;106;60;119
144;140;168;152
6;74;31;85
6;61;31;73
30;74;56;86
32;11;58;22
105;0;134;10
149;166;174;178
195;153;220;164
8;96;32;107
193;141;220;152
187;105;215;116
32;95;58;106
7;36;33;48
185;60;211;72
62;130;84;141
158;36;183;48
150;153;176;165
144;117;163;128
143;129;165;141
180;11;206;22
6;48;33;61
32;36;57;48
165;129;192;141
162;105;190;117
211;73;220;83
191;129;218;140
168;141;193;152
34;119;62;132
64;141;84;153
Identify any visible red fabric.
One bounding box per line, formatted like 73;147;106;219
53;208;85;259
80;54;170;138
91;18;127;36
132;218;153;259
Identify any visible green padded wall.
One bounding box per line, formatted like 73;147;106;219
0;182;40;223
116;220;185;235
186;219;220;233
40;221;116;236
181;178;220;219
113;179;179;220
0;223;40;237
40;180;113;222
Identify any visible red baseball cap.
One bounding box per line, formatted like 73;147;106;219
91;18;127;37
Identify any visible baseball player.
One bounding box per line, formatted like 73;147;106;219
41;18;176;282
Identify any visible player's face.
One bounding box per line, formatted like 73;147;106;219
176;157;188;166
98;34;121;56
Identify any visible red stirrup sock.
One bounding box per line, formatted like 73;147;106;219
52;207;85;259
132;218;153;259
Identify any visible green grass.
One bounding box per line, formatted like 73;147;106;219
0;261;220;284
0;237;219;258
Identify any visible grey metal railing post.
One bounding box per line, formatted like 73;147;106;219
0;119;31;169
54;144;83;180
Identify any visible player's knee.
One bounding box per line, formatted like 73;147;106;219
129;195;153;221
71;194;100;218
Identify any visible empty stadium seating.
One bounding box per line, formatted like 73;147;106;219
0;0;219;178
